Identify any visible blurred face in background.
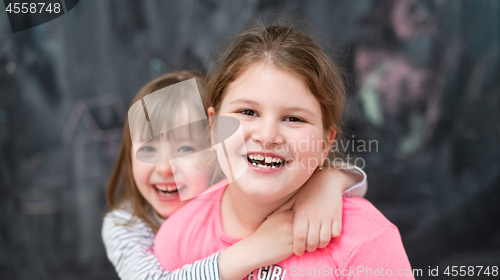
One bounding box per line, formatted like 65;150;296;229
131;102;211;218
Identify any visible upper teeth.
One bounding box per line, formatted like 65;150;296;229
248;154;284;163
156;185;177;192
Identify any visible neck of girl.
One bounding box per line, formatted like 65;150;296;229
220;182;293;238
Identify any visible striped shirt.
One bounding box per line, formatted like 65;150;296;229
102;209;221;280
102;166;366;280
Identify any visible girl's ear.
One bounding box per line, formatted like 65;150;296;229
326;128;336;146
208;107;216;150
322;128;336;160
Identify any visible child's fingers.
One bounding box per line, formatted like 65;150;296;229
318;221;333;248
331;215;342;238
305;220;320;252
331;198;343;237
292;216;308;256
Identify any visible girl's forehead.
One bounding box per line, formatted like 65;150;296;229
129;78;208;155
164;102;208;142
171;102;203;127
221;63;320;113
227;62;303;90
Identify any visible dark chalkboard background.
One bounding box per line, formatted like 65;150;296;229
1;0;499;279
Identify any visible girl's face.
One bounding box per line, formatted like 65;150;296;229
131;106;211;218
210;63;335;205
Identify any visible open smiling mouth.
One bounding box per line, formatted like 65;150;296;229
247;154;285;169
154;184;187;197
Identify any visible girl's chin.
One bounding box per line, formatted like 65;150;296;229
236;184;286;201
154;201;187;218
233;175;304;202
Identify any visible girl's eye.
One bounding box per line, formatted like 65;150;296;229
284;116;304;122
177;146;195;153
140;146;157;153
239;109;257;117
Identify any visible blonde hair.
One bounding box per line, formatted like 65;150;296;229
106;71;208;233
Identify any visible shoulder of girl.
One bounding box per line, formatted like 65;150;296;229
104;209;132;221
341;197;396;236
324;198;401;260
103;209;149;230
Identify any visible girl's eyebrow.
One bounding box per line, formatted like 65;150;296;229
229;98;259;106
285;106;316;118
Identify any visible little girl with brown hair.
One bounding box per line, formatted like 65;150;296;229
102;71;367;279
154;23;413;279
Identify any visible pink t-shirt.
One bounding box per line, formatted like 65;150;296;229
154;180;415;279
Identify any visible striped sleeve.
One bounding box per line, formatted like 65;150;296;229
102;210;221;280
341;165;368;198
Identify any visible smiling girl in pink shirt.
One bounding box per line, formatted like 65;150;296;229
154;24;413;279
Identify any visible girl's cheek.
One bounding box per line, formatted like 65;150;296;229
235;117;255;138
289;130;324;161
133;161;155;185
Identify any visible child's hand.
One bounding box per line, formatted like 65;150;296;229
218;210;294;280
246;210;295;267
274;168;356;256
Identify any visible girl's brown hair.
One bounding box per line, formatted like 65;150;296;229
106;71;207;233
207;22;347;164
208;22;346;135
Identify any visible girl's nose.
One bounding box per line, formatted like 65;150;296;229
155;157;176;176
156;133;176;175
251;117;284;148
